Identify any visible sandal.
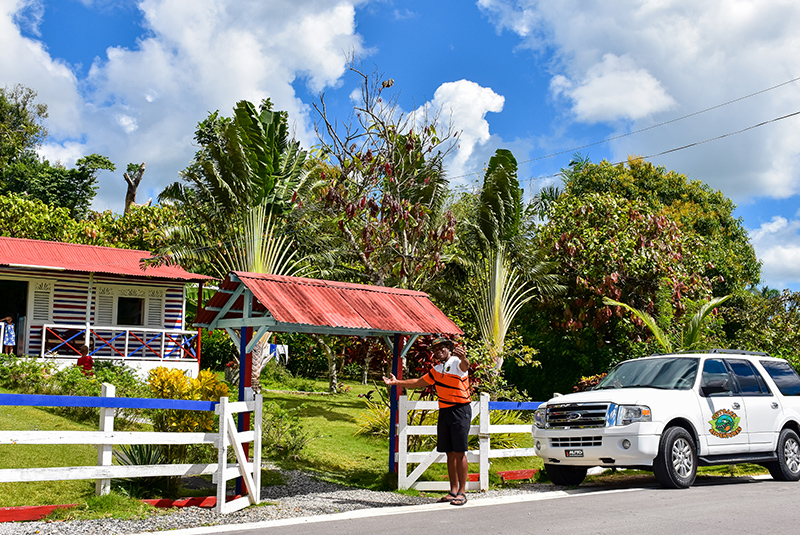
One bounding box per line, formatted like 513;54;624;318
437;492;457;503
450;492;467;506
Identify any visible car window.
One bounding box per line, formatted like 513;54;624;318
760;360;800;396
727;359;770;395
701;358;734;396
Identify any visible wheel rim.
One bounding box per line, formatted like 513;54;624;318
671;437;694;477
783;437;800;473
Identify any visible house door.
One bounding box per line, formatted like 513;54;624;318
0;280;28;354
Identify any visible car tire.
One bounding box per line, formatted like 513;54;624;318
653;426;696;489
544;463;587;486
767;428;800;482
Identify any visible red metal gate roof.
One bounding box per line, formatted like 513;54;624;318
0;237;211;281
195;271;462;337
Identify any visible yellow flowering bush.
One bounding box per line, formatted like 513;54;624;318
147;367;229;435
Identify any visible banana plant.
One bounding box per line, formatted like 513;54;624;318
602;294;732;353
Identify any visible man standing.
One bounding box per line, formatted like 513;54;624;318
383;336;471;506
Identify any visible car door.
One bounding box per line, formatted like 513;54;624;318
697;358;748;454
727;359;781;452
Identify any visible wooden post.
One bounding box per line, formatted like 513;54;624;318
252;393;263;504
388;333;404;473
196;281;204;367
479;393;490;491
95;383;115;496
215;396;229;514
397;394;408;489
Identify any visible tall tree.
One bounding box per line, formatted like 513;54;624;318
1;153;115;219
306;61;458;290
158;99;309;389
0;84;48;170
563;156;760;294
158;99;307;277
459;149;562;370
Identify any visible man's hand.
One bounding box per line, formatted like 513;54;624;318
453;344;469;372
383;374;397;386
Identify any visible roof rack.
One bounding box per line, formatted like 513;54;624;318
708;348;770;356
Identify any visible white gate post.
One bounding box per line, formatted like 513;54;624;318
252;393;263;504
397;395;408;489
479;393;490;491
95;383;116;496
215;396;229;514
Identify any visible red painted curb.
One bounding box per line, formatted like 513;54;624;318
0;504;77;523
141;496;218;509
498;469;539;481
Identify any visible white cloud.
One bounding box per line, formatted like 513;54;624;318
551;54;676;123
478;0;800;202
749;216;800;289
419;80;505;179
1;0;366;211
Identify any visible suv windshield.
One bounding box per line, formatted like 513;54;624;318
595;357;699;390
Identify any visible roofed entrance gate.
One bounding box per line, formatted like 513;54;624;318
194;271;462;476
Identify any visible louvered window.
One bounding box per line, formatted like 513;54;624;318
147;296;164;328
31;281;53;322
95;287;114;325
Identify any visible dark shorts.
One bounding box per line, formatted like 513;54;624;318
437;403;471;453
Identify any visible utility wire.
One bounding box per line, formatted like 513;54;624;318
521;108;800;187
450;74;800;181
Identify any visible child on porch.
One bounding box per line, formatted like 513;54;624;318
2;316;15;354
76;345;94;374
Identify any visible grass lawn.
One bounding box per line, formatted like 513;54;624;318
0;386;99;507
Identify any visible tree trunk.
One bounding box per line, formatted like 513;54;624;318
311;333;338;393
123;162;145;215
362;355;373;385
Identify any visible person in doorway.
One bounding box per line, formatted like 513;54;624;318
1;316;15;354
76;345;94;375
383;336;471;506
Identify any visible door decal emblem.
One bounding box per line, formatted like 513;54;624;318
709;408;741;438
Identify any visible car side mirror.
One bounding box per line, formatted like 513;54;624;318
702;378;730;396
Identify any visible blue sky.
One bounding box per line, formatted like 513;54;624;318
2;0;800;290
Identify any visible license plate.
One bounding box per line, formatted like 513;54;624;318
565;449;584;458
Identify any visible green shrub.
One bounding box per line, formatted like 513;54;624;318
199;328;237;371
262;401;310;459
0;354;57;393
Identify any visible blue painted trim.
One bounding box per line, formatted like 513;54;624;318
0;393;217;411
488;401;542;410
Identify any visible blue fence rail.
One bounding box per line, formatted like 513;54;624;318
0;393;217;411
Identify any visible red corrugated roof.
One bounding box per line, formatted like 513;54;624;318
195;271;462;337
0;237;212;282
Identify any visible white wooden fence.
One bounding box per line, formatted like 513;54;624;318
397;393;538;491
0;385;262;514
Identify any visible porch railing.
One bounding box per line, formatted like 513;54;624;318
40;323;199;361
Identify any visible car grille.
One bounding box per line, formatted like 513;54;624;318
546;403;609;428
550;436;603;447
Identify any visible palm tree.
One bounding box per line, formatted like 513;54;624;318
157;99;309;388
463;149;563;370
602;295;732;353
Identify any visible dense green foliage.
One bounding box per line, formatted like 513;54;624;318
563;157;760;294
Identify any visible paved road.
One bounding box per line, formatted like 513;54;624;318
149;476;800;535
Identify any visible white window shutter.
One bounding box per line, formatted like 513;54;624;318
96;287;114;325
147;289;164;328
31;281;53;322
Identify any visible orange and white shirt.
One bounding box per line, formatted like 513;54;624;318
422;356;470;409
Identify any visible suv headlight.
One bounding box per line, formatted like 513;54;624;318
616;405;652;425
534;406;546;429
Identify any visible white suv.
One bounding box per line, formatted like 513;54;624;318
532;350;800;488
